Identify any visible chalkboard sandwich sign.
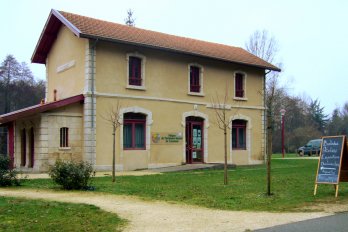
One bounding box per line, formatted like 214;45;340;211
314;135;348;197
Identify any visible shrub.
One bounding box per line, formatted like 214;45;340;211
49;160;95;190
0;155;19;186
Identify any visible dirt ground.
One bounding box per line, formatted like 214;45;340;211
1;188;346;232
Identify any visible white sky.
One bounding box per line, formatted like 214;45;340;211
1;0;348;115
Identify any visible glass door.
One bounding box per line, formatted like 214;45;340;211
186;117;204;163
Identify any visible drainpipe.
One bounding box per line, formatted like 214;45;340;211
90;39;98;128
264;70;271;162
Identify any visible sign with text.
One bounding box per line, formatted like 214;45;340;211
316;136;345;184
151;132;183;145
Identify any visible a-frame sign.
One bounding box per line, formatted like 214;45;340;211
314;135;348;197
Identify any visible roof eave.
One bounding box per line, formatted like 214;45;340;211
0;94;84;125
31;9;82;64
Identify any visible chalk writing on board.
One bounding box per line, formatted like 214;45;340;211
316;136;344;184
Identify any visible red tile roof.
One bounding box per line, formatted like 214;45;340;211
0;95;84;124
32;10;280;71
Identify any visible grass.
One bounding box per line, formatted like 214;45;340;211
17;154;348;212
272;153;300;158
0;196;127;232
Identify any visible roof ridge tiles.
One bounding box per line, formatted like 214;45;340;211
32;9;280;71
59;10;242;50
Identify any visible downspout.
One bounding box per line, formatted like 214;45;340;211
90;39;98;128
264;70;271;162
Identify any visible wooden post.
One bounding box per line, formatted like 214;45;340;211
314;184;318;196
335;185;339;198
112;125;116;183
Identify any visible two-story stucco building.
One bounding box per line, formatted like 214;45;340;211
0;9;280;172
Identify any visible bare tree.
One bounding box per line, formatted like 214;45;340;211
101;101;122;182
211;85;239;185
245;30;278;64
124;9;136;26
245;30;281;195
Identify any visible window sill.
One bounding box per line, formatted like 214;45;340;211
59;147;71;151
188;92;205;97
233;97;248;101
126;85;146;91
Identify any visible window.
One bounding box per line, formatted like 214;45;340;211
128;56;142;86
123;113;146;150
235;73;245;98
60;127;69;147
190;66;201;93
188;64;204;95
232;120;246;150
127;53;146;89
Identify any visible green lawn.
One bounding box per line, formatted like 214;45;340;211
0;197;127;232
18;155;348;212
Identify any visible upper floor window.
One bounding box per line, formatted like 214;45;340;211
126;53;146;90
123;113;146;150
129;56;142;86
60;127;69;148
188;64;204;96
232;120;246;150
235;72;245;98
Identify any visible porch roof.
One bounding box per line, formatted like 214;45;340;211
0;94;84;125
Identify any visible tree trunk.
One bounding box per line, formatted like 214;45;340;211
224;127;228;185
266;111;273;195
112;125;116;183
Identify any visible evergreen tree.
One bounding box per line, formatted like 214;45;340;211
308;99;328;133
0;55;42;114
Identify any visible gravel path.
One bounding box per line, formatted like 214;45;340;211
0;189;337;232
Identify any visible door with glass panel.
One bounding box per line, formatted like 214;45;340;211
185;117;204;163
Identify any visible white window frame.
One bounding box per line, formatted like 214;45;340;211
229;114;253;164
233;71;248;101
126;52;146;90
187;63;204;96
59;127;70;149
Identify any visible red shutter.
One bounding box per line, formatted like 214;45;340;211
235;73;244;97
129;57;142;86
190;66;200;92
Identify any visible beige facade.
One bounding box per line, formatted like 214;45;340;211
1;10;279;172
13;103;83;172
46;26;86;102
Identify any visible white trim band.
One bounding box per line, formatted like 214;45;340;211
94;92;265;110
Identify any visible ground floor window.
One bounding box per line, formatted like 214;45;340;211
123;113;146;150
60;127;69;147
232;120;247;150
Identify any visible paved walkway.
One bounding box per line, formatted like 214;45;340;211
255;212;348;232
149;163;235;173
18;163;233;179
0;189;333;232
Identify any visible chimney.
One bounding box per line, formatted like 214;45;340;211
54;89;57;101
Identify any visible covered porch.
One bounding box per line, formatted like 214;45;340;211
0;95;84;172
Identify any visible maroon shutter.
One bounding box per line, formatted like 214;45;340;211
235;74;244;97
190;66;200;92
129;57;142;86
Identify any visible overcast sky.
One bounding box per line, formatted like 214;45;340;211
1;0;347;115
